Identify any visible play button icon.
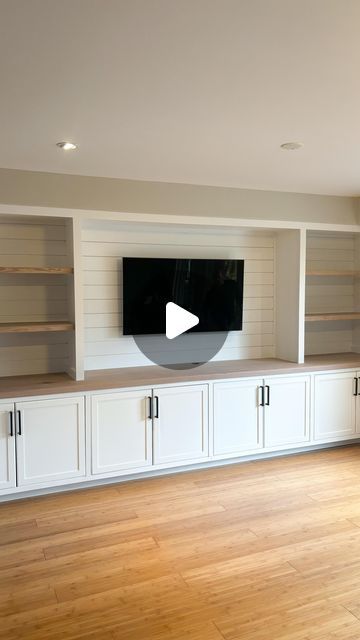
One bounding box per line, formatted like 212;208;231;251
166;302;199;340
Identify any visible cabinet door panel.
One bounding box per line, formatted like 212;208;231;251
214;379;263;456
154;385;208;465
91;390;152;475
16;396;85;487
314;372;357;440
264;375;310;447
0;403;16;490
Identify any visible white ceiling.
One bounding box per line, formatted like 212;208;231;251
1;0;360;196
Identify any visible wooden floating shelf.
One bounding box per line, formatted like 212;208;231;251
0;321;74;334
305;312;360;322
0;266;73;274
306;270;359;277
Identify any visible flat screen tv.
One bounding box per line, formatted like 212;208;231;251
123;257;244;336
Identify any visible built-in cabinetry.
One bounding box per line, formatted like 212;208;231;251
91;384;208;475
213;375;310;457
1;365;358;500
0;396;85;491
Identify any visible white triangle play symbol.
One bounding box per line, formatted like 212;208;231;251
166;302;199;340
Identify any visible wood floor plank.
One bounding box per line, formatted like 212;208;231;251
2;446;360;638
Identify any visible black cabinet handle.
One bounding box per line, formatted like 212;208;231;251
265;385;270;406
17;410;22;436
259;386;265;407
9;411;14;437
154;396;159;419
147;396;153;419
358;377;360;396
355;378;359;396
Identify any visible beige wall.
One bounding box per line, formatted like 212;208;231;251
0;168;358;225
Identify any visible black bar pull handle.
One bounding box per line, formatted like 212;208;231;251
357;377;360;396
355;377;359;396
17;410;22;436
9;411;14;437
147;396;153;419
154;396;159;419
259;386;265;407
265;385;270;406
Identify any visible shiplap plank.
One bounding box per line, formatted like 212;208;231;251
84;309;274;327
0;344;70;361
84;345;275;370
0;223;66;241
84;322;274;342
85;334;274;358
307;260;355;271
307;236;355;250
83;256;275;274
0;358;69;377
84;297;273;315
83;284;274;301
1;300;68;316
0;286;67;301
82;242;274;261
307;248;355;262
0;239;67;256
0;275;67;286
83;229;274;248
82;270;274;287
306;285;354;297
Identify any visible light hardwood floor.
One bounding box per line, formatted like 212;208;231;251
2;446;360;639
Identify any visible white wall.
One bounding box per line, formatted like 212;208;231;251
83;220;275;370
0;168;358;225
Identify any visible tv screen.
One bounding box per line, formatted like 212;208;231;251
123;258;244;336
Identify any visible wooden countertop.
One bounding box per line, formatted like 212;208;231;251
1;353;360;400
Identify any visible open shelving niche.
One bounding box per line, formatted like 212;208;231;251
304;230;360;357
0;214;82;380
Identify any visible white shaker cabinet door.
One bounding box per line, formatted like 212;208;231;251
314;372;357;441
91;389;153;475
264;375;310;447
213;379;263;456
153;384;209;465
16;396;85;487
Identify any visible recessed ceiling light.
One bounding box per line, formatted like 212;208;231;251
56;141;77;151
280;141;304;151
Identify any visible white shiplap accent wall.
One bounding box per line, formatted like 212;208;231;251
305;232;356;355
0;217;71;376
83;221;275;370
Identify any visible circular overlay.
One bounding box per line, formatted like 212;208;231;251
133;330;228;370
